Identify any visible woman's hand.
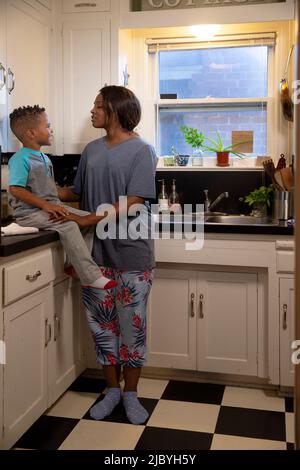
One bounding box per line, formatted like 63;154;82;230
49;212;94;228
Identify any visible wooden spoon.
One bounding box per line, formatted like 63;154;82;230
280;167;294;191
274;169;285;191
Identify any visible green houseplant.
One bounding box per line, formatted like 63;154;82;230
202;131;247;167
245;185;274;217
180;125;205;165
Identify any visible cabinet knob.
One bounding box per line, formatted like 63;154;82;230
26;270;42;282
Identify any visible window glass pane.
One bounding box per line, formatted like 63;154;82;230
159;46;268;99
159;106;267;157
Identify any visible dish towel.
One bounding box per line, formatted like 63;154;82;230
1;223;39;236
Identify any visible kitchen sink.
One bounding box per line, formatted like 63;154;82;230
204;215;276;225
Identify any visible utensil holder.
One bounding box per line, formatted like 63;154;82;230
273;190;294;220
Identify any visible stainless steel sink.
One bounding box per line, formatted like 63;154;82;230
204;215;276;225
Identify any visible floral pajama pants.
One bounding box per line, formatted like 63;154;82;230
82;268;154;368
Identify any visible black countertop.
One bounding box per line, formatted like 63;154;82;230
0;231;59;257
0;221;293;257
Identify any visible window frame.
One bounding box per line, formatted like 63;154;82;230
150;41;275;158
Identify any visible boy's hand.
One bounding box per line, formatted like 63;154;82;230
42;202;70;219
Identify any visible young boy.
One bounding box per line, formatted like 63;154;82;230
8;105;117;290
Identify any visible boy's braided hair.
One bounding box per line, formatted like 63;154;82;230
10;105;45;140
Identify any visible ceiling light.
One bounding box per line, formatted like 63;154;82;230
189;24;221;41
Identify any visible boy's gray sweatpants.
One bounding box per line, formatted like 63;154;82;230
16;206;101;286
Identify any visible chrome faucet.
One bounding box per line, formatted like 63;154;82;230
204;190;229;212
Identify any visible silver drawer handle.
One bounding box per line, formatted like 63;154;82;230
283;304;288;330
0;63;6;90
7;68;15;94
75;2;97;7
45;319;52;347
191;293;196;318
199;294;204;319
26;270;42;282
54;315;60;342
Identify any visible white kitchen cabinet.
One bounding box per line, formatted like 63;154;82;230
3;288;51;450
147;269;197;370
147;268;258;377
48;277;85;405
0;0;51;152
279;277;295;388
62;17;110;154
0;244;86;449
196;271;258;376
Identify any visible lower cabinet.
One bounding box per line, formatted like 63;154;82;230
2;277;85;449
279;277;295;387
3;288;51;449
48;278;85;406
147;268;258;376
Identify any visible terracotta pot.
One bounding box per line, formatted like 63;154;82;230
216;151;230;167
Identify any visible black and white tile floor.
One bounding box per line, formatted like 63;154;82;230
13;375;295;451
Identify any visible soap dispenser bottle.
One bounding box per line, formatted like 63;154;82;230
168;179;180;207
158;179;169;211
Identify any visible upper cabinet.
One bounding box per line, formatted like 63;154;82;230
62;17;111;154
0;0;52;153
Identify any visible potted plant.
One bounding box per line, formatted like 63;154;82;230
202;131;247;167
244;185;274;217
180;125;205;165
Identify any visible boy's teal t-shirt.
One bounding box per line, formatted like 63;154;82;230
8;147;59;218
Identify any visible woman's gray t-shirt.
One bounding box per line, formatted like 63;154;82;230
71;136;157;271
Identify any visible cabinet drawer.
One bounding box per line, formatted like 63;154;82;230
3;250;53;305
62;0;110;13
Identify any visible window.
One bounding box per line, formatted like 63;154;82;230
148;35;275;157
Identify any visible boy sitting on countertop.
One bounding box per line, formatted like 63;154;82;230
8;105;117;290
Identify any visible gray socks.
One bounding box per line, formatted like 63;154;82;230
122;391;149;425
89;388;148;425
90;387;121;420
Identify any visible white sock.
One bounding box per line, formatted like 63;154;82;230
88;275;117;290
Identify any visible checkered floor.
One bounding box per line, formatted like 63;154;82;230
13;375;295;450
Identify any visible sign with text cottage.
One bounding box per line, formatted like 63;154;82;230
131;0;286;11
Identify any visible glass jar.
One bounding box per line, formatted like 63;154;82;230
192;147;203;166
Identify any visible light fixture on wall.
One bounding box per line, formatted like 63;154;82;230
189;24;221;41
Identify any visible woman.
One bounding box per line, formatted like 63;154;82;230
58;86;157;425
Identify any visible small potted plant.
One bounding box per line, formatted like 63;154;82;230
244;185;274;217
202;131;247;167
180;125;205;166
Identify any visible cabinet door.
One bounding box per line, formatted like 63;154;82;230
0;311;4;450
5;0;51;151
0;0;8;151
197;271;258;376
279;278;295;387
147;269;197;370
62;17;110;154
3;288;50;450
48;278;85;406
